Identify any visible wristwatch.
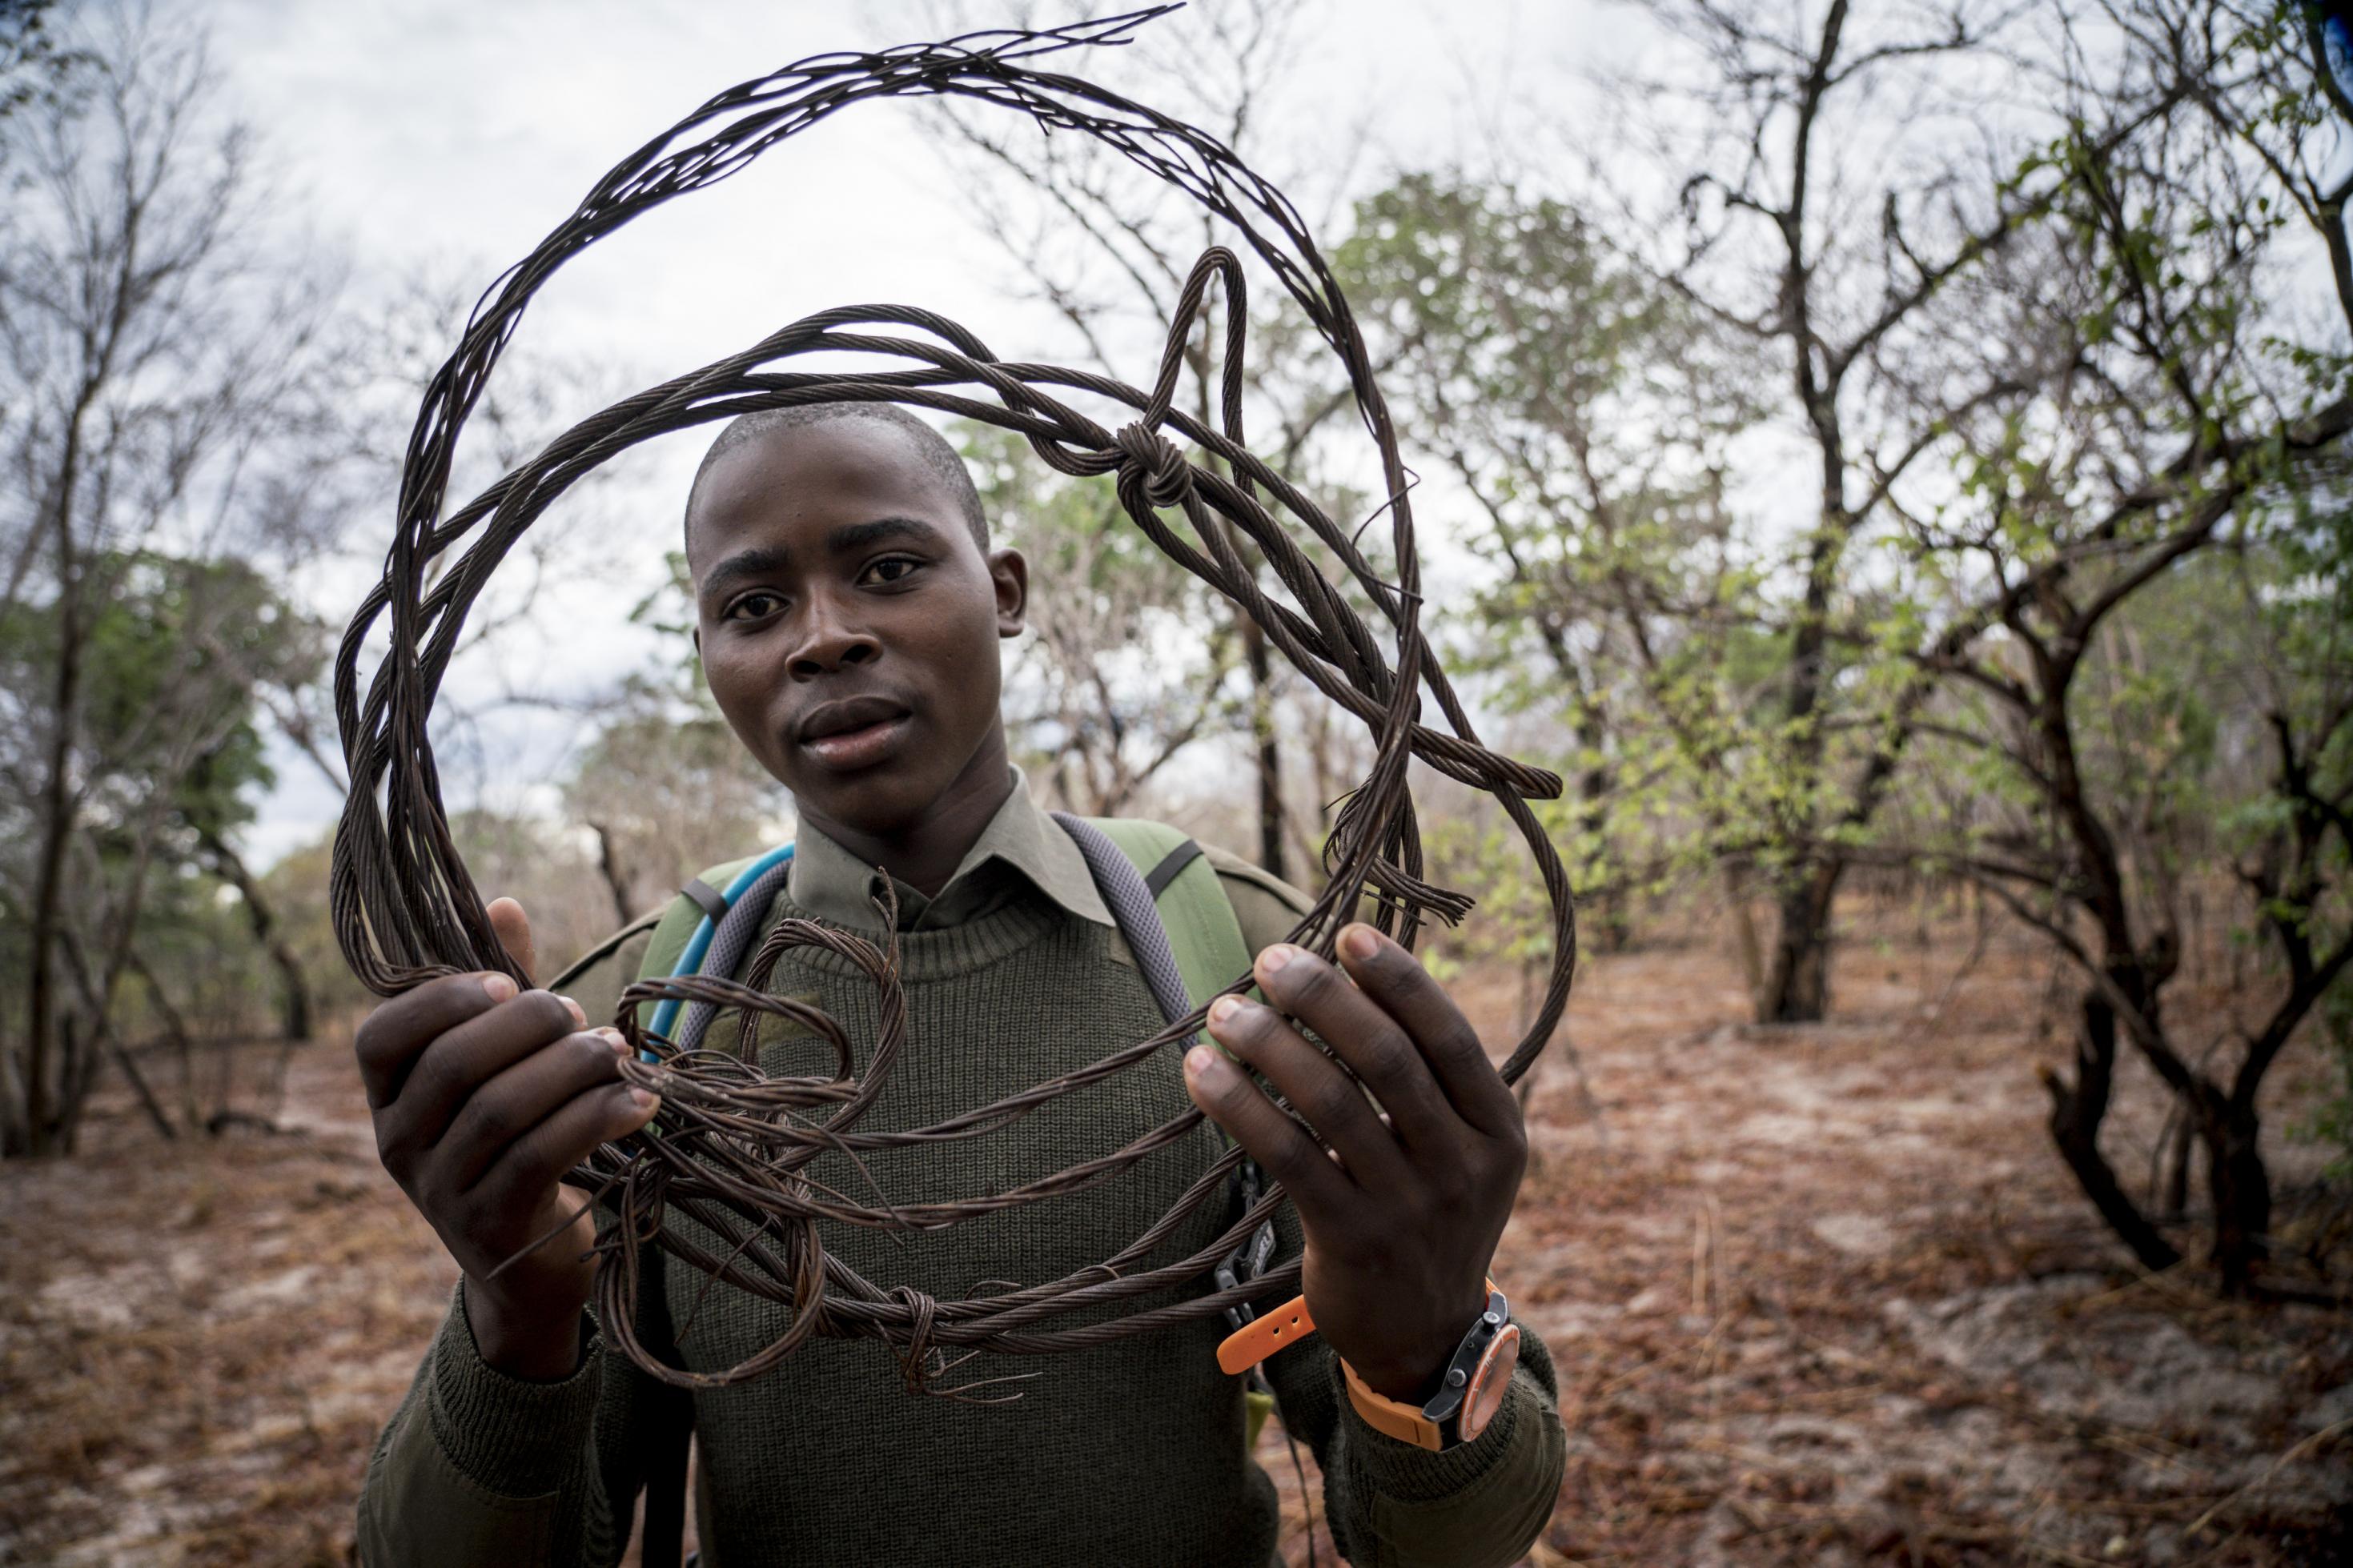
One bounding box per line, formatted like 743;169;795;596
1213;1280;1521;1453
1339;1284;1519;1452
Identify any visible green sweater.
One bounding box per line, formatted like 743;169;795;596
355;786;1565;1566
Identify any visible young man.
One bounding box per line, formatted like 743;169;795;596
352;405;1566;1566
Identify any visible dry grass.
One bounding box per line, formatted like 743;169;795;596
4;904;2349;1566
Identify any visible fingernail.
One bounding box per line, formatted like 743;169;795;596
629;1089;660;1113
560;995;586;1026
598;1029;628;1054
1207;995;1244;1027
1259;944;1296;974
1185;1045;1219;1078
482;973;516;1003
1341;924;1379;962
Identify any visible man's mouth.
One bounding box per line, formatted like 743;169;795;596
795;696;913;770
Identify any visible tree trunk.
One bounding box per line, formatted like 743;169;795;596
23;494;86;1157
2043;989;2183;1274
197;825;312;1042
2158;1108;2194;1219
1756;858;1841;1023
58;933;174;1143
22;379;101;1159
2196;1089;2270;1297
1724;860;1765;1007
589;821;635;932
1241;616;1287;880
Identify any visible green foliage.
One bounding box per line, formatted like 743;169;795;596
1335;172;1912;925
0;551;323;1044
0;551;317;840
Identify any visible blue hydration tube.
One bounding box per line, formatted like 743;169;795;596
644;842;795;1050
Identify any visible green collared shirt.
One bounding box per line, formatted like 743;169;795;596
783;769;1115;932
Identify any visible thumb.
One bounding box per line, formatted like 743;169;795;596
486;896;537;987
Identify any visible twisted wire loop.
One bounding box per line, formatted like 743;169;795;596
331;7;1579;1391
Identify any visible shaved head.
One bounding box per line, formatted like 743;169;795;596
685;403;986;551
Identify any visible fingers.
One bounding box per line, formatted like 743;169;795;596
1183;1043;1350;1212
472;1078;660;1225
1243;940;1459;1150
353;972;513;1109
1334;924;1520;1137
437;1026;634;1193
1203;994;1407;1188
375;988;586;1154
488;896;536;986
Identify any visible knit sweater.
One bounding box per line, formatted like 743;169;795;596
355;789;1565;1566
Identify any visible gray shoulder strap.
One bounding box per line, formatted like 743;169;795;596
1051;811;1193;1029
675;855;797;1053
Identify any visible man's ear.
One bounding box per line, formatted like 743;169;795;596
990;547;1028;638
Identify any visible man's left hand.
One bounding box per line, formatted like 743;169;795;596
1184;922;1528;1402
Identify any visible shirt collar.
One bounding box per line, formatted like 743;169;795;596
785;767;1114;933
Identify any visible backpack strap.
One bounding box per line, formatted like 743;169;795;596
1078;816;1252;1015
635;845;793;1041
1065;816;1281;1443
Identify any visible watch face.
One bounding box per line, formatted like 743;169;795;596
1459;1323;1520;1444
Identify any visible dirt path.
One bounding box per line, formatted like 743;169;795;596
3;917;2347;1566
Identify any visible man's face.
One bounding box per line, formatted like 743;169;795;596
687;418;1025;839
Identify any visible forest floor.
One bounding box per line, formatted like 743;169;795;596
2;906;2349;1566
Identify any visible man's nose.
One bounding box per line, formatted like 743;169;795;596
788;595;879;679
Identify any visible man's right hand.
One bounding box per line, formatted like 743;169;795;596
353;896;661;1380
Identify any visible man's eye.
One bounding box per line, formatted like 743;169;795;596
726;591;785;621
863;556;922;586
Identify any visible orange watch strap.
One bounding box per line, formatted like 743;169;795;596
1340;1357;1445;1451
1335;1278;1507;1453
1215;1294;1315;1375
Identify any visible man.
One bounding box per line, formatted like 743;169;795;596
352;404;1567;1566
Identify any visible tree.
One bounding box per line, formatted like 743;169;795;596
1600;0;2140;1021
553;539;793;926
0;551;322;1149
1338;174;1768;956
0;7;337;1154
1877;0;2353;1292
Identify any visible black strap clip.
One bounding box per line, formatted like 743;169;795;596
1216;1160;1279;1333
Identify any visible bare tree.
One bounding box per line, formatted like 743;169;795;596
0;8;337;1154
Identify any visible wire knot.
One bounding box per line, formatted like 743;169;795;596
1112;421;1193;507
889;1284;942;1393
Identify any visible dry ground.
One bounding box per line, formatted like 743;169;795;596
3;908;2348;1566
